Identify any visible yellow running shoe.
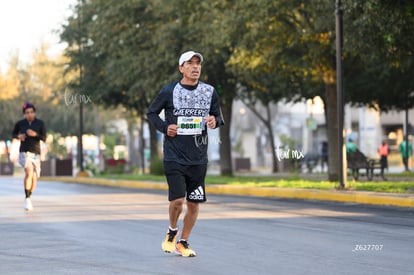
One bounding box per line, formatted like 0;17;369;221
175;240;196;257
161;229;178;253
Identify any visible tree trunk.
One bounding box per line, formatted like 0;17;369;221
325;83;339;181
148;121;159;161
264;104;279;173
219;98;233;176
127;118;139;172
139;118;146;174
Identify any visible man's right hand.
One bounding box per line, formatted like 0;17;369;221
18;133;26;141
167;124;179;137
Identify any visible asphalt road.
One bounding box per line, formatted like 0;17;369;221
0;176;413;275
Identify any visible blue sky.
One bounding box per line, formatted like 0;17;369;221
0;0;75;72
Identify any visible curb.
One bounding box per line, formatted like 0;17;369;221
41;177;414;208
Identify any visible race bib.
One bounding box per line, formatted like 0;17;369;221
177;116;203;135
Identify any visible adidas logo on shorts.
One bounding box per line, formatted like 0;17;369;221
188;186;205;201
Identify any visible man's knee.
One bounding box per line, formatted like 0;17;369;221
186;201;199;213
25;168;34;176
170;198;185;208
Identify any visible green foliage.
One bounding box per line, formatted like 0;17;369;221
347;181;414;193
60;0;239;174
57;0;414;178
149;156;164;176
84;161;100;175
102;132;122;159
47;132;68;159
344;1;414;111
278;134;302;172
0;98;21;140
279;134;298;150
0;41;117;142
233;139;245;157
95;173;414;193
102;158;127;174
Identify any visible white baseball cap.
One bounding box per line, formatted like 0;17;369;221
178;51;203;66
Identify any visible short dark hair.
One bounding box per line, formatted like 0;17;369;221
22;102;36;113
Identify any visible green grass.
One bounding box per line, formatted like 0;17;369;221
384;171;414;178
95;173;414;194
346;181;414;193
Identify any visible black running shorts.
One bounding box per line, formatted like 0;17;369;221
164;161;207;202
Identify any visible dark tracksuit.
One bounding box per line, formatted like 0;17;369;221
12;118;47;155
147;80;224;201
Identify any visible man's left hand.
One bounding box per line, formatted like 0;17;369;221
205;115;216;129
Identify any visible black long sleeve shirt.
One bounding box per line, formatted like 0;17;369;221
12;118;46;155
147;80;224;165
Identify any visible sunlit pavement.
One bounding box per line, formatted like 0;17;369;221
41;174;414;208
1;176;414;275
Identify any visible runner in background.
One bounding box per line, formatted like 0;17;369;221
12;102;46;211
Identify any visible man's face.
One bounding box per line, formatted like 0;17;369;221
179;56;202;82
24;108;36;121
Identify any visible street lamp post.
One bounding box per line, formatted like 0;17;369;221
77;0;85;174
336;0;346;188
78;85;84;172
404;106;409;171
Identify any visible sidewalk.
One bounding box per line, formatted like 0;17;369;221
41;176;414;208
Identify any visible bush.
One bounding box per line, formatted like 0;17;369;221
150;156;164;175
104;159;126;174
85;161;100;175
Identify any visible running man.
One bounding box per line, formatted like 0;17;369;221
147;51;224;257
12;102;46;211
